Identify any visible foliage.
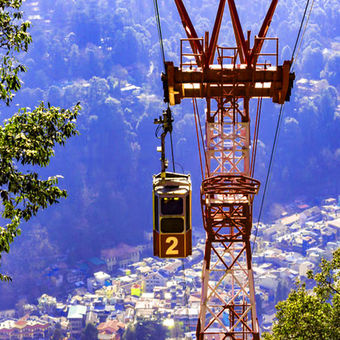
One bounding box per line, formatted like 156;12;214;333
169;321;184;339
122;319;167;340
51;323;64;340
308;247;340;301
0;0;31;104
263;248;340;340
81;323;98;340
51;329;63;340
0;103;80;281
0;0;80;282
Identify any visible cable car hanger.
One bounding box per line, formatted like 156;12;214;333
152;105;192;259
154;105;175;178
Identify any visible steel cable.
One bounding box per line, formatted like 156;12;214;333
181;259;190;330
252;0;315;254
292;0;315;71
153;0;166;67
154;0;177;172
170;131;176;172
193;99;205;180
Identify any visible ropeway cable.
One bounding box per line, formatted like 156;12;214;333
153;0;176;173
252;0;315;255
153;0;166;67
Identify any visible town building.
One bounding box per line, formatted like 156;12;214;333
101;244;140;271
0;318;50;340
144;272;166;293
97;320;125;340
67;305;87;338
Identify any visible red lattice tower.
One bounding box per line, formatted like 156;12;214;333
163;1;294;338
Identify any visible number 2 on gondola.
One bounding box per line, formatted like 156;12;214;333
165;236;179;255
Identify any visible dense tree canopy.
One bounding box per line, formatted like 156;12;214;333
0;103;80;281
81;323;98;340
263;248;340;339
0;0;80;281
0;0;31;104
122;319;167;340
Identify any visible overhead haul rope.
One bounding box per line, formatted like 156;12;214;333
153;0;166;66
153;1;192;319
252;0;315;254
153;0;176;173
169;131;176;172
252;104;285;254
250;97;263;178
181;259;190;324
291;0;315;69
193;98;207;180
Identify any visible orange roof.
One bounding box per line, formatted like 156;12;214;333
189;295;200;303
97;320;125;334
298;204;309;209
27;323;49;330
0;320;49;334
14;320;27;329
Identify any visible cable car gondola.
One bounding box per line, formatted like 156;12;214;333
153;172;192;258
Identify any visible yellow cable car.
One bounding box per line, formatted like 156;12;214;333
153;172;192;258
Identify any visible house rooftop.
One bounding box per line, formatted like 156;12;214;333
328;218;340;229
280;213;300;226
67;305;86;319
98;319;125;334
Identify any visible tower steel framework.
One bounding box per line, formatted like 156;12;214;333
162;1;294;339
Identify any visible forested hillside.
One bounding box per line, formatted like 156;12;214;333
0;0;339;307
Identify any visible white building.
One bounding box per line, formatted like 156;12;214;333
101;244;140;271
144;272;166;293
94;271;111;286
67;305;87;338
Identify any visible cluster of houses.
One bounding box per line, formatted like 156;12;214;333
252;198;340;328
0;198;339;339
0;317;50;340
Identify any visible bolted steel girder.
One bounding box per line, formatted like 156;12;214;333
164;60;294;106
